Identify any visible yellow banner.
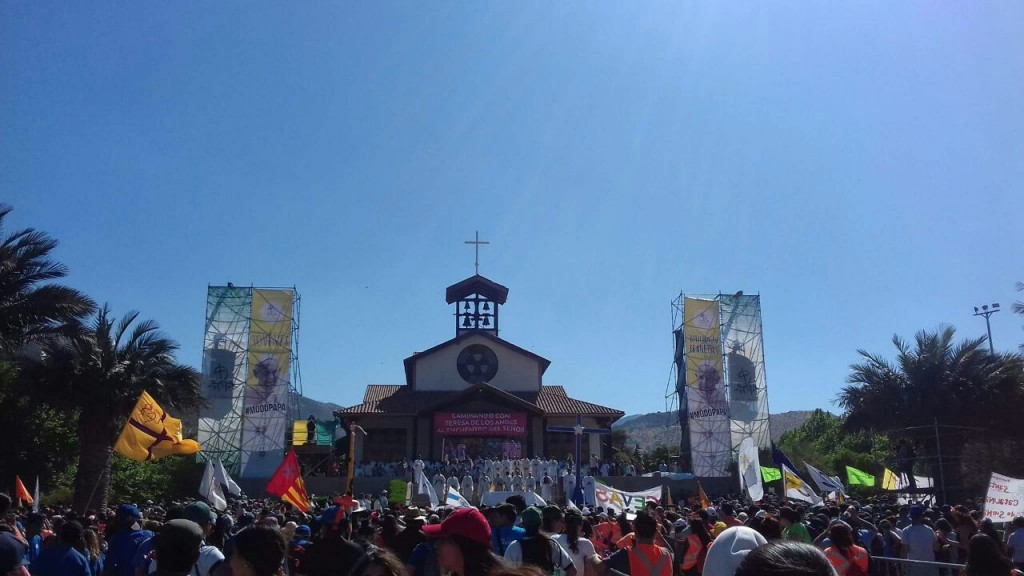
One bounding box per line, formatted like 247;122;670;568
250;289;293;353
683;297;730;476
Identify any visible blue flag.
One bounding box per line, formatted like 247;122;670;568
772;441;797;473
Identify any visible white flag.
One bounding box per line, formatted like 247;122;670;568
214;459;242;496
32;477;39;513
446;486;471;508
804;462;846;495
738;437;764;501
418;470;439;508
200;460;227;511
782;464;822;504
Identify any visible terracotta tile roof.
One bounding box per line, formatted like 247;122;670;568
337;383;623;420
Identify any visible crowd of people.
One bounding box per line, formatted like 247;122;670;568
1;482;1022;576
350;456;681;481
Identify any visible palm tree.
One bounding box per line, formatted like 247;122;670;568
24;305;202;512
0;204;94;354
837;326;1024;498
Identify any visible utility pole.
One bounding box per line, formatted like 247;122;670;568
934;417;947;504
973;303;1001;354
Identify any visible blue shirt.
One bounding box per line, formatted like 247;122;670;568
492;526;525;556
105;530;151;576
30;545;91;576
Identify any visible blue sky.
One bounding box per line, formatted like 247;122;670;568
3;2;1022;418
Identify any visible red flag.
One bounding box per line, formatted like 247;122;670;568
15;476;33;506
266;450;310;512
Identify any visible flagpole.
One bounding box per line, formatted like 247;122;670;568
82;449;115;514
346;421;356;493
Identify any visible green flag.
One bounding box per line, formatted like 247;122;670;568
846;465;876;487
760;466;781;482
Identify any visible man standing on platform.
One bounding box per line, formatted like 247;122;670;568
461;473;475;503
432;473;447;499
541;472;553;503
563;471;576;505
583;474;597;507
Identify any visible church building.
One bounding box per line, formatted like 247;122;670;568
336;273;624;464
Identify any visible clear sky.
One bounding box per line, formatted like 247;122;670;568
3;2;1022;417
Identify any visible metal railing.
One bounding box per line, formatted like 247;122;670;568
871;556;965;575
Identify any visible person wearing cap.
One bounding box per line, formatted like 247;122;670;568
502;507;576;575
294;506;365;576
422;507;503;576
154;520;205;576
286;526;311;576
147;503;224;576
104;506;153;576
29;520;90;576
900;505;938;576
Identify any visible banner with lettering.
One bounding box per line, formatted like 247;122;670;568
241;289;294;478
984;472;1024;522
434;412;527;437
683;297;731;477
594;481;661;515
197;286;251;474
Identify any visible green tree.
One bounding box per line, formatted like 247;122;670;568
778;409;890;494
23;306;202;512
0;204;93;489
0;204;94;355
837;326;1024;499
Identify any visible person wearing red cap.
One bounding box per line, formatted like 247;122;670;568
422;508;504;576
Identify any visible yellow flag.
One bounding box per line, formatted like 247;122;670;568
882;468;899;491
114;391;201;461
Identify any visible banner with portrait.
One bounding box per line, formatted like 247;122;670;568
240;289;293;478
197;286;251;474
683;297;731;477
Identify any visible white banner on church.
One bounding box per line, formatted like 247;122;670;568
683;298;732;477
594;482;662;515
720;294;772;451
197;286;251;474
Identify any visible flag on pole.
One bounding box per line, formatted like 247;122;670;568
738;437;764;501
32;477;39;513
14;476;32;507
881;468;898;490
214;459;242;496
760;466;782;482
698;482;712;510
782;464;822;504
804;462;846;495
199;460;227;511
417;470;439;508
446;486;471;508
266;449;310;512
114;391;201;461
846;466;876;487
771;441;797;473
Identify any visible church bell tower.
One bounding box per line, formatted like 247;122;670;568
445;275;509;337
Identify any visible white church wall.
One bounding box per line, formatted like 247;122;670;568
414;334;542;392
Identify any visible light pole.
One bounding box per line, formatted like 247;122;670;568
973;303;1000;354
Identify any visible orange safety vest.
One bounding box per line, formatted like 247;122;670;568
824;546;869;576
628;543;673;576
681;534;704;570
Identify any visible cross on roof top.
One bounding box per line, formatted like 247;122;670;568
464;231;489;275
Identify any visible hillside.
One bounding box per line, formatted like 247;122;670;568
612;410;817;452
291;392;346;421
